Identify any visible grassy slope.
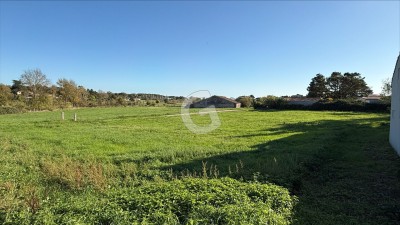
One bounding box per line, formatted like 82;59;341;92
0;107;399;224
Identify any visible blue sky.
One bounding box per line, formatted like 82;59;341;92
0;1;399;98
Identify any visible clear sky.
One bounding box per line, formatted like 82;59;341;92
0;1;399;98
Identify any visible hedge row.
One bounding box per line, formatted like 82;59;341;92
254;99;390;112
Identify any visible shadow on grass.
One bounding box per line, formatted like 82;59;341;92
164;116;400;225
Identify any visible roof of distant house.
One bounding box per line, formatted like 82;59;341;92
212;95;240;104
362;94;382;100
285;97;320;102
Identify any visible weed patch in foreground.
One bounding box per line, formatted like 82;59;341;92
9;178;295;225
40;156;113;191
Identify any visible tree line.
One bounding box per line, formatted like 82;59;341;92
236;72;391;112
306;72;373;99
0;69;390;113
0;69;185;112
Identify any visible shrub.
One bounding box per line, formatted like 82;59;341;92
309;99;390;112
0;106;21;115
236;96;254;108
111;177;296;224
254;96;287;109
255;98;390;112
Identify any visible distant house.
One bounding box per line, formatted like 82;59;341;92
360;94;382;104
191;96;241;108
390;54;400;156
285;97;320;106
290;94;305;98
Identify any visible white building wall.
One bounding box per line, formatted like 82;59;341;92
390;55;400;155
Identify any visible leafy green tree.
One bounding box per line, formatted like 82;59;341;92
0;84;13;106
236;96;253;107
57;79;79;107
340;73;372;98
86;89;98;106
326;72;343;99
325;72;372;99
307;74;328;98
254;96;287;109
57;79;88;107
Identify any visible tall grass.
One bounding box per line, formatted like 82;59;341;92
0;107;398;224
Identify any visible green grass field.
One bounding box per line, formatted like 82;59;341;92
1;107;399;224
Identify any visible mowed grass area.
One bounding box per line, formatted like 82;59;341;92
0;107;399;224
